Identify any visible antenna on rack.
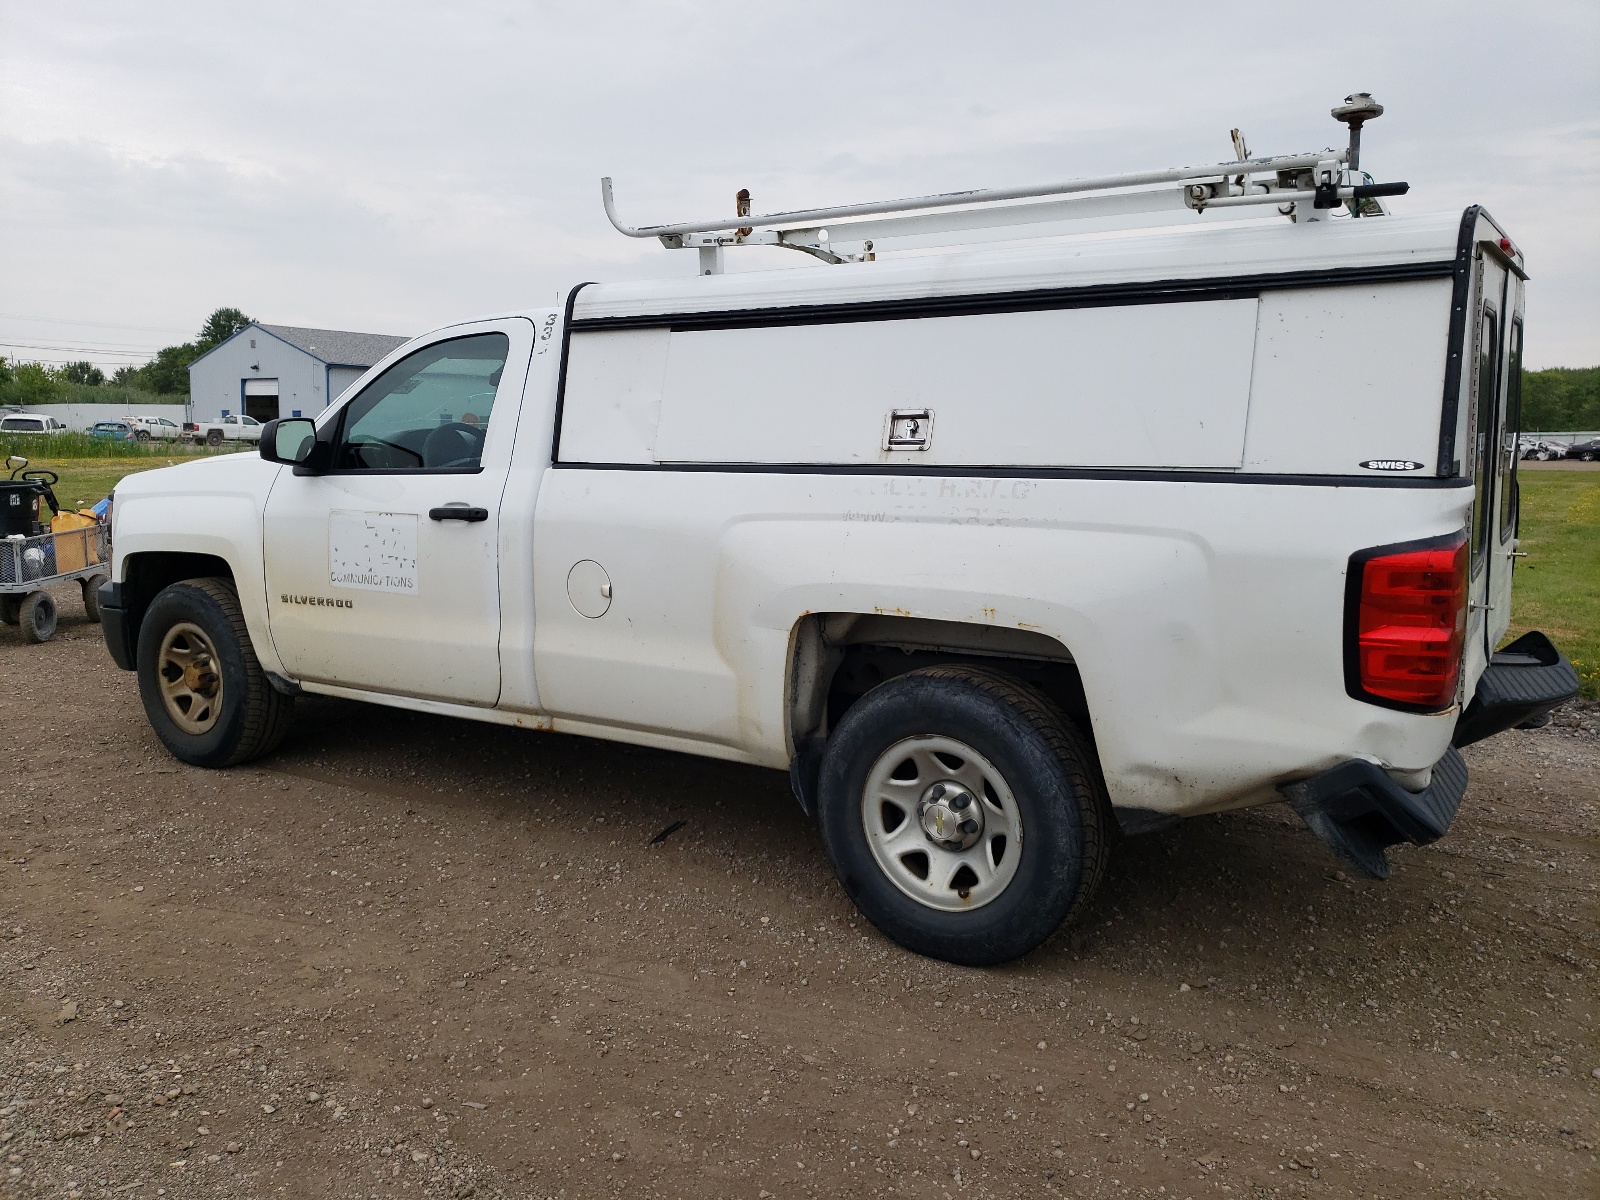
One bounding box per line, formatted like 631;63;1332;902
603;95;1407;272
1330;93;1383;174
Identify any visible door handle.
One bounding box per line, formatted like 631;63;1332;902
429;506;488;523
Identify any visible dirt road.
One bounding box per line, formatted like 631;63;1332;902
2;598;1596;1199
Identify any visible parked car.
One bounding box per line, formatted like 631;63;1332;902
1518;437;1563;461
89;421;136;442
1564;437;1600;462
184;414;264;446
96;101;1580;966
129;415;184;442
0;414;67;435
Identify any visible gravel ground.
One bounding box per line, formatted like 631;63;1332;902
2;595;1596;1199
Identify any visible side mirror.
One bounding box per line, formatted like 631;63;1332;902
260;418;319;468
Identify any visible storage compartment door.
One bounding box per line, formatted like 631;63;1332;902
651;298;1260;469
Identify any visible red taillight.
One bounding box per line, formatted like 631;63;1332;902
1347;534;1468;710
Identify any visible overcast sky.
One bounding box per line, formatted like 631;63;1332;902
2;1;1595;372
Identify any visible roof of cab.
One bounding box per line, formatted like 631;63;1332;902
571;209;1470;324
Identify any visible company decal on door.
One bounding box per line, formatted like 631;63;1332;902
328;511;418;593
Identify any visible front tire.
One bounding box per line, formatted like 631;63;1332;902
136;578;293;767
816;665;1110;966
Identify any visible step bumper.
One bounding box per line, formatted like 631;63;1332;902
1452;630;1580;748
1279;746;1468;880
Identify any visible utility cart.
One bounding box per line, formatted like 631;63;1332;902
1;456;110;643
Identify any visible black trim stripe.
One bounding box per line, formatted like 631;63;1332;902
549;460;1473;489
570;261;1456;333
1436;206;1517;478
549;281;596;467
1436;207;1481;477
303;467;486;478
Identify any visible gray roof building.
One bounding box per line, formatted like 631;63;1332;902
188;321;412;424
255;324;410;370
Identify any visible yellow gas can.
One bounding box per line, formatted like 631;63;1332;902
51;510;100;572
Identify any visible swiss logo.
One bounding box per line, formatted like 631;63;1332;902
1359;459;1424;472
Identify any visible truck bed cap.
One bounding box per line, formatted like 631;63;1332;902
572;210;1467;325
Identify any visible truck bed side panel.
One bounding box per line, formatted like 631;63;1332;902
531;468;1471;815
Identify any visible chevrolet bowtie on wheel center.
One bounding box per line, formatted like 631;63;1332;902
96;95;1578;965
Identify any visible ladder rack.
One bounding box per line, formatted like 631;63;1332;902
602;94;1407;274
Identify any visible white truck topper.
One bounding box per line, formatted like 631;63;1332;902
573;211;1467;324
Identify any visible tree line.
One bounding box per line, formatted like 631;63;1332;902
0;308;253;406
1522;367;1600;432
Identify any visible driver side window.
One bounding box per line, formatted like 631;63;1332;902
334;332;509;471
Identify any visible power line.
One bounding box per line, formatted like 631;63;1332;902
0;341;153;358
0;331;167;351
0;312;194;335
8;354;147;363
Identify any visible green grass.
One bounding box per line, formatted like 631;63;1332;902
1;431;248;460
3;435;250;509
3;452;240;511
1505;471;1600;698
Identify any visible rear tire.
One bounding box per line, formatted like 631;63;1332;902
205;429;224;446
136;577;293;767
19;591;57;643
816;665;1110;966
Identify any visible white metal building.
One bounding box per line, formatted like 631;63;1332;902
188;323;409;424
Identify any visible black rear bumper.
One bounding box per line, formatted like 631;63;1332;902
1283;629;1578;878
99;580;136;671
1280;747;1468;880
1452;630;1580;748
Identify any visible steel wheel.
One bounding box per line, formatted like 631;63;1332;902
156;620;224;734
19;591;56;643
861;735;1023;912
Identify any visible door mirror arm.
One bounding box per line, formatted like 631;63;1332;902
291;439;334;476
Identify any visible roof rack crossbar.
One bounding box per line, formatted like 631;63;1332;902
602;94;1401;271
601;149;1345;241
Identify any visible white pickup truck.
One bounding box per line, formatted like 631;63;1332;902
184;414;264;445
98;102;1577;964
129;414;185;441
